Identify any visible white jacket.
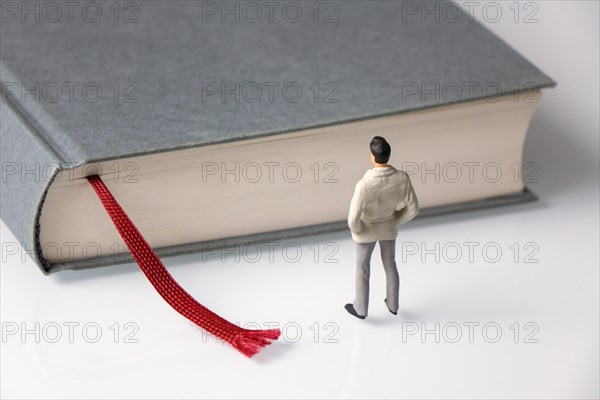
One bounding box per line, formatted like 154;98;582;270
347;165;419;243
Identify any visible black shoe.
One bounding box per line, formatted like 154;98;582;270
385;299;397;315
345;303;366;319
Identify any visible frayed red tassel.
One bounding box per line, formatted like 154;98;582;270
86;175;280;357
232;329;282;358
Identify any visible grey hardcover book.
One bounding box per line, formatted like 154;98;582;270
0;0;556;274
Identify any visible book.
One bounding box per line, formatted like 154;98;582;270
0;0;556;274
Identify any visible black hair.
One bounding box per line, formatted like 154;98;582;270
370;136;391;164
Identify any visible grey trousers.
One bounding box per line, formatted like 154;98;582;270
353;239;399;317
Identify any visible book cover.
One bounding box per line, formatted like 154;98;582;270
0;0;556;273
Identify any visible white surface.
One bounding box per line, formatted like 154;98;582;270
1;2;599;399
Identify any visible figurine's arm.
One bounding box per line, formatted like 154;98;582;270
394;175;419;225
348;182;365;234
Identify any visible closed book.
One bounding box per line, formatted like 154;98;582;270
0;0;556;274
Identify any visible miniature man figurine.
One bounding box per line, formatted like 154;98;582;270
345;136;420;319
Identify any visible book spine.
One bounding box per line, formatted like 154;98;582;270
0;96;64;274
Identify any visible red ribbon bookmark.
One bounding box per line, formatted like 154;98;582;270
86;175;280;357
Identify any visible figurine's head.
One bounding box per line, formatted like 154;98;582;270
370;136;391;166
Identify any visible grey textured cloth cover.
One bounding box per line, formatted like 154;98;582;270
0;1;555;273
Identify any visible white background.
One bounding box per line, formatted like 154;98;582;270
1;1;599;398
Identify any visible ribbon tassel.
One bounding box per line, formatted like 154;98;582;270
86;175;280;357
